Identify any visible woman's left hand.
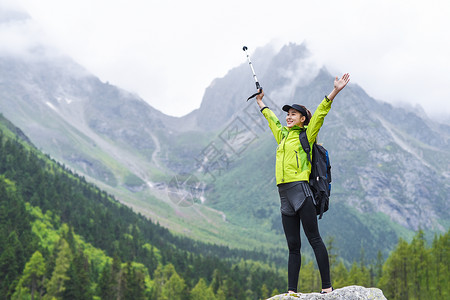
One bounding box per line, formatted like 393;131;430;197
334;73;350;92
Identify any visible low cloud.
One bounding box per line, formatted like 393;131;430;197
0;1;64;61
5;0;450;119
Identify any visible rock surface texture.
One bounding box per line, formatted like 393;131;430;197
267;285;387;300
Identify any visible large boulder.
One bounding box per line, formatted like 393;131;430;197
267;285;387;300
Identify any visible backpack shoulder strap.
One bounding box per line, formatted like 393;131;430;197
298;130;311;164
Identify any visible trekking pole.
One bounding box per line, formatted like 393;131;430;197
243;46;263;101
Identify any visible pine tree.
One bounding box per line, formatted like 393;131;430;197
164;268;186;300
408;230;429;299
331;261;348;288
374;250;384;285
379;238;410;300
97;263;115;300
0;231;23;298
215;284;227;300
260;283;269;300
325;236;338;270
430;230;449;299
152;264;186;300
298;260;319;292
122;262;147;300
270;288;279;297
44;238;73;300
152;264;166;299
18;251;46;300
63;250;93;300
111;254;122;299
210;269;222;294
348;262;361;285
190;278;216;300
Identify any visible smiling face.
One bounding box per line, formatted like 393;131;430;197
286;108;306;128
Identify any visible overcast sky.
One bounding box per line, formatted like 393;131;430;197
2;0;450;119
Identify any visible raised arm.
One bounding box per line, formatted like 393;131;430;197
306;73;350;142
327;73;350;101
256;89;285;144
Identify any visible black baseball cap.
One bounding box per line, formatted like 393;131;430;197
282;104;308;120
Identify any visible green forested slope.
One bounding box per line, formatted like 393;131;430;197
0;114;286;299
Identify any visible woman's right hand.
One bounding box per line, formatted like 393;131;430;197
256;89;264;101
255;89;266;109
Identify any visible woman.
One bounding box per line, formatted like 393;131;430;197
255;73;350;294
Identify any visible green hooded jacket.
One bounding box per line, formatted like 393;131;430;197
261;97;332;185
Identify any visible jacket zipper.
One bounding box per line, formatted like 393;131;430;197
294;150;299;169
281;131;290;182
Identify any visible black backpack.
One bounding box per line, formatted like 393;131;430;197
299;131;331;219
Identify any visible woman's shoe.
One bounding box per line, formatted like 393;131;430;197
320;287;334;294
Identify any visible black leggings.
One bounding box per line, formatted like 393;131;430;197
281;196;331;292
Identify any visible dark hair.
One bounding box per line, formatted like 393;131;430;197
299;105;312;125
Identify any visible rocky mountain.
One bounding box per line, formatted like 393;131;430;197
1;42;449;263
185;43;450;231
0;53;170;184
